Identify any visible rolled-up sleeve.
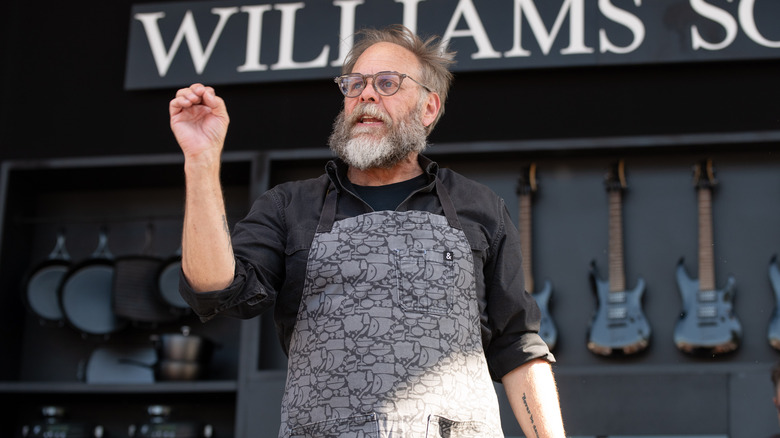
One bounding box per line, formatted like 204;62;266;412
482;202;555;381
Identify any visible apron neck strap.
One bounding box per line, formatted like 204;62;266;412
435;177;462;230
316;185;338;233
316;177;462;233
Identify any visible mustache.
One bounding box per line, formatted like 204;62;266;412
346;103;392;126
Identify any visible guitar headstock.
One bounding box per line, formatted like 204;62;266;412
693;159;717;189
604;159;627;192
517;162;538;195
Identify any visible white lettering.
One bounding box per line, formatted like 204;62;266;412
690;0;738;51
395;0;425;35
442;0;501;59
505;0;594;57
331;0;364;67
739;0;780;48
271;2;330;70
237;5;272;72
599;0;645;54
135;8;238;76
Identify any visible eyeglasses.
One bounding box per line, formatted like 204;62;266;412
334;71;432;98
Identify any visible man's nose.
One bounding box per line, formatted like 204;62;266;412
359;78;380;102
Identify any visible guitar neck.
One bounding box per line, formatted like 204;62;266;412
519;193;535;292
698;186;716;291
608;190;626;292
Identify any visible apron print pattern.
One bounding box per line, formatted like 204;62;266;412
281;210;503;438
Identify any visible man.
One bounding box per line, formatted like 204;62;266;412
169;24;565;438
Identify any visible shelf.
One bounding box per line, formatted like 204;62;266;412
0;380;238;394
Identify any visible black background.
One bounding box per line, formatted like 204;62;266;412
2;0;780;437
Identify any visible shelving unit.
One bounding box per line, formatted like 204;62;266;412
2;132;780;437
0;152;258;437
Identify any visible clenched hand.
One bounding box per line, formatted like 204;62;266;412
169;83;230;163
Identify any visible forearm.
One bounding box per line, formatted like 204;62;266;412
502;358;566;438
181;158;236;292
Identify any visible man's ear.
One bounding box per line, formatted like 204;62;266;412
421;92;441;128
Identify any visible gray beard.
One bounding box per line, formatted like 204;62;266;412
328;102;428;170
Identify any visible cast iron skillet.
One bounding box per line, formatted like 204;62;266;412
59;227;127;339
112;224;179;327
23;230;71;326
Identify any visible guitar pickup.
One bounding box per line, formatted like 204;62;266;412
697;305;718;318
608;307;628;319
607;292;626;304
698;290;717;302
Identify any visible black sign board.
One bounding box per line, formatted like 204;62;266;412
125;0;780;90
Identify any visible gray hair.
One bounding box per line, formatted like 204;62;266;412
342;24;456;133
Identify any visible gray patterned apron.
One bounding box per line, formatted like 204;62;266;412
279;179;504;438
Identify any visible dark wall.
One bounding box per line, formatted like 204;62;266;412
2;1;779;164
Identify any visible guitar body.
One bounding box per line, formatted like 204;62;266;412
768;256;780;350
532;279;557;351
587;263;651;356
673;261;741;355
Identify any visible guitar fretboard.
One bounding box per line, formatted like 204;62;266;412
519;193;534;292
697;186;716;292
608;190;626;292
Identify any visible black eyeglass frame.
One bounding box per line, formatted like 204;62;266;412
334;71;432;98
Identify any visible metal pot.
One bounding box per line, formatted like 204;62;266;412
156;359;205;381
117;356;206;381
152;326;214;363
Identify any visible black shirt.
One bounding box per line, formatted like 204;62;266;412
349;173;428;211
179;155;554;381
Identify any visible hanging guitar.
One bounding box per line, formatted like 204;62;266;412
517;163;557;350
767;255;780;350
586;159;651;356
673;159;741;355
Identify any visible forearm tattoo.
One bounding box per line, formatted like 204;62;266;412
522;392;540;438
222;215;236;264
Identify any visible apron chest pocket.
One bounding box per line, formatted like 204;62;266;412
288;413;378;438
393;248;455;315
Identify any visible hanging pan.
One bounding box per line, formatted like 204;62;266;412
155;246;191;316
59;227;127;339
22;229;71;326
112;223;180;327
